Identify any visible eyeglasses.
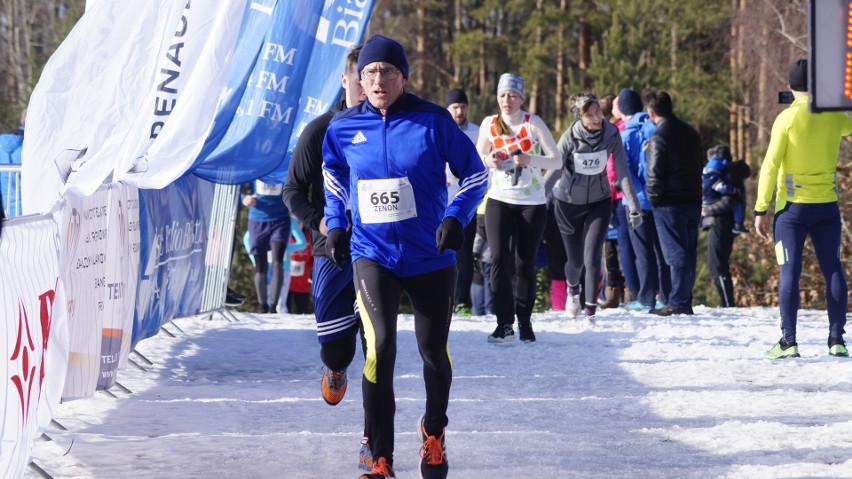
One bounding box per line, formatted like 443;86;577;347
361;67;401;81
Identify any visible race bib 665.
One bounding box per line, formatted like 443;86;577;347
357;177;417;224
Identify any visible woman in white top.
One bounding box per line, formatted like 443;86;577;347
477;73;561;343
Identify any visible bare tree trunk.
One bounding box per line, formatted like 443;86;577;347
0;0;29;111
529;0;543;114
729;0;739;155
736;0;745;161
453;0;462;84
578;16;589;89
744;101;752;162
555;0;568;132
478;20;486;97
414;4;426;93
670;24;677;75
756;23;768;149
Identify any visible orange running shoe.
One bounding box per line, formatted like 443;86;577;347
321;367;347;406
418;416;448;479
359;457;395;478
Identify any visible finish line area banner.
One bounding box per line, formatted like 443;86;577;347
0;214;61;479
4;0;375;475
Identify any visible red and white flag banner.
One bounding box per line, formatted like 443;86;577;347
0;215;61;478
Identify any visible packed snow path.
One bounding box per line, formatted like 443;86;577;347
28;307;852;478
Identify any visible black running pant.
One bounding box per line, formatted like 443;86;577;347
706;211;736;307
454;218;477;308
485;198;547;327
354;258;455;465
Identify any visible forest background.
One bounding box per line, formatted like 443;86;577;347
1;0;843;311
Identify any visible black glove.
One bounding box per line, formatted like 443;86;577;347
435;216;464;254
325;228;350;270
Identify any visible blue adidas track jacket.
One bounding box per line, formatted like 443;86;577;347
322;92;487;277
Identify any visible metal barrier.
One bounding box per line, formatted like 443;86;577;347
200;183;240;313
0;164;22;218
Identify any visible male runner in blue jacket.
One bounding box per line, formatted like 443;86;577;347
323;34;487;479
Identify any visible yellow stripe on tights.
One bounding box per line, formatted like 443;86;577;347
357;290;378;383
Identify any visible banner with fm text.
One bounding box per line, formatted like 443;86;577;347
191;0;375;184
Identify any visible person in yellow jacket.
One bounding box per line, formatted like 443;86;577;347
755;59;852;359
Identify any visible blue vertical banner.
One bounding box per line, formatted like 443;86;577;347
282;0;376;178
133;175;214;346
191;0;374;184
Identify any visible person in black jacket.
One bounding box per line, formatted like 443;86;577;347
644;90;703;316
701;144;751;307
282;46;365;409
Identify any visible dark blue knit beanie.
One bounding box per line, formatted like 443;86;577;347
357;34;409;80
617;88;643;116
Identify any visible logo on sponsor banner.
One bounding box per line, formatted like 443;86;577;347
117;199;127;251
315;0;369;47
66;207;82;260
9;287;56;425
38;286;56;388
10;301;36;423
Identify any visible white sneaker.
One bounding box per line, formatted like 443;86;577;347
566;287;581;318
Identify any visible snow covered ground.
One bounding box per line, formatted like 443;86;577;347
26;306;852;478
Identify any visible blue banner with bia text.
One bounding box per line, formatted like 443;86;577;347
133;175;214;346
191;0;374;185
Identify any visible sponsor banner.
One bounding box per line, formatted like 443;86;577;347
22;1;245;214
282;0;375;179
117;186;141;371
24;0;376;217
98;185;140;387
191;0;374;184
190;1;324;184
0;215;60;478
21;1;189;214
112;1;247;189
58;185;139;399
58;188;108;400
134;175;212;346
188;0;283;180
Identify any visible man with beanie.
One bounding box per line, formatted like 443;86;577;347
322;33;487;479
444;88;480;313
644;90;703;316
617;88;672;313
755;58;852;359
445;88;479;145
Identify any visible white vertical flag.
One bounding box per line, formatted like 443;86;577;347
21;0;245;213
21;0;188;214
